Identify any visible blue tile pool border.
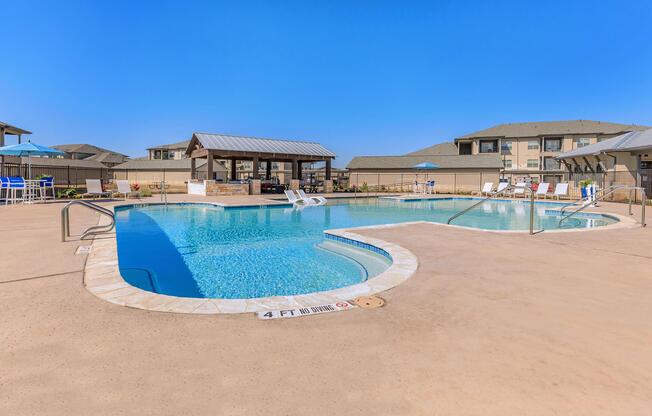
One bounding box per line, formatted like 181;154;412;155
324;233;393;261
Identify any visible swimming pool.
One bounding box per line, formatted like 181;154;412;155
114;198;617;299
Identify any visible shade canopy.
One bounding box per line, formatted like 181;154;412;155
0;142;66;157
413;162;439;169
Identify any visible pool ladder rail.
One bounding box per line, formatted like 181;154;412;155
558;185;646;228
61;200;115;242
447;184;539;235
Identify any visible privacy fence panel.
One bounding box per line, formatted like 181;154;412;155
0;163;108;187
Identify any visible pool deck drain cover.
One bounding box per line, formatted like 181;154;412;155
353;296;385;308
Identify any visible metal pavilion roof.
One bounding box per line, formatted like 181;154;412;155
191;133;336;158
556;128;652;159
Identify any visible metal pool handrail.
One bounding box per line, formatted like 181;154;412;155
559;186;646;228
447;184;538;235
61;200;115;242
559;184;624;215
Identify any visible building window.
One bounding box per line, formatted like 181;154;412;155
503;159;512;169
527;159;539;169
527;140;539;150
543;137;562;152
458;142;472;155
574;138;591;148
501;140;512;151
154;150;162;159
543;157;561;171
479;140;498;153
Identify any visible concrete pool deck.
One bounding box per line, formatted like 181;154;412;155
1;194;651;415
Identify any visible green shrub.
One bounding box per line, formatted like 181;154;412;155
57;188;78;199
139;188;153;197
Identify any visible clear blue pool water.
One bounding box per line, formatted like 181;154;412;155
114;197;617;299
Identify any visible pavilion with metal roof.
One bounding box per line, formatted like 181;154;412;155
185;132;336;182
0;121;32;146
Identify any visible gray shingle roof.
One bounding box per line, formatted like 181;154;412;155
405;142;459;156
557;128;652;159
52;143;128;157
346;154;503;170
457;120;648;140
112;158;227;171
192;133;336;158
147;140;191;151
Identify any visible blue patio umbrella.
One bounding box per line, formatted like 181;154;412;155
0;141;65;179
413;162;439;169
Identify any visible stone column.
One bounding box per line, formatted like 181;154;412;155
265;161;272;180
249;179;261;195
290;179;300;190
323;179;333;193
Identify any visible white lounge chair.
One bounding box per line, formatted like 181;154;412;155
513;182;527;198
535;182;550;199
297;189;327;206
553;183;569;200
495;182;509;194
115;180;135;200
83;179;112;199
285;190;314;206
477;182;493;196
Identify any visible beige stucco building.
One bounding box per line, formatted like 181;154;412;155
556;128;652;200
346;143;503;193
454;120;648;185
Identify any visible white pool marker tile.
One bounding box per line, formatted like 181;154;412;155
76;245;92;255
256;301;357;320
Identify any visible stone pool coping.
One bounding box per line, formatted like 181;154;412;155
83;200;639;315
84;213;419;314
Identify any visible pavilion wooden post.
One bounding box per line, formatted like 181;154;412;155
190;157;196;180
291;159;298;179
265;161;271;180
297;161;303;180
206;151;214;180
230;158;237;180
325;158;332;180
0;127;5;147
252;156;259;180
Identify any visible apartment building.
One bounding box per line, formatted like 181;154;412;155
147;140;190;160
454;120;648;184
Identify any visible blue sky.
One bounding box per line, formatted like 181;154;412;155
1;0;651;166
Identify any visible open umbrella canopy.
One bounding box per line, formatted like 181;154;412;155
413;162;439;169
0;142;65;157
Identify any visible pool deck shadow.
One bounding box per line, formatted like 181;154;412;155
1;194;651;415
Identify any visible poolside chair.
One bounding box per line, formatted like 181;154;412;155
553;183;569;200
297;189;327;206
495;182;509;195
38;176;55;201
535;182;550;199
6;177;26;205
0;177;8;203
476;182;493;196
284;190;311;206
513;182;527;198
83;179;112;199
115;180;135;200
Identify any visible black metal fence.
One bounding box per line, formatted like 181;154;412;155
0;163;109;187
